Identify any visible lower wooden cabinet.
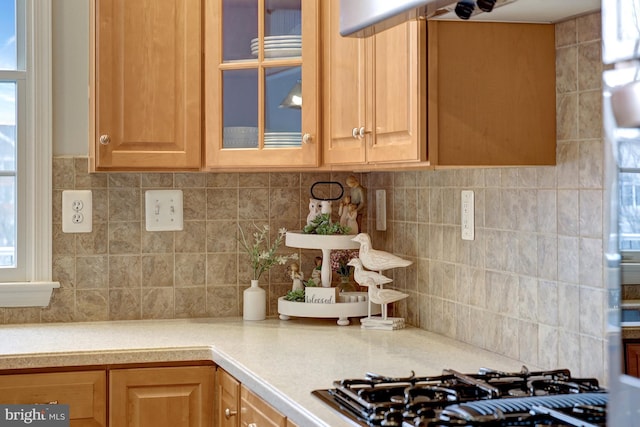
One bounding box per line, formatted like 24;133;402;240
109;366;214;427
241;386;286;427
625;341;640;377
0;370;106;427
0;364;296;427
216;367;294;427
216;367;240;427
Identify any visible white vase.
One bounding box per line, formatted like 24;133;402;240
243;279;266;321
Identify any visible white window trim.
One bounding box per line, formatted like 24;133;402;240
26;0;53;282
0;0;58;292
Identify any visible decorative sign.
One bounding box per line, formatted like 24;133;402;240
305;287;338;304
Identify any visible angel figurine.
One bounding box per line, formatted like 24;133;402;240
338;195;352;228
345;203;359;234
290;263;304;292
346;175;366;231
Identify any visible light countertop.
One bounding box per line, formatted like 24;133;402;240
0;317;535;426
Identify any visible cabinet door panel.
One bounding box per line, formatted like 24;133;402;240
216;368;240;427
109;366;214;427
321;0;366;164
93;0;201;170
205;0;319;169
368;20;425;163
0;370;106;427
240;386;286;427
626;342;640;377
428;21;555;166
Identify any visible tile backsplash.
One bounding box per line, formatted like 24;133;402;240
44;167;357;323
3;13;605;381
365;13;605;380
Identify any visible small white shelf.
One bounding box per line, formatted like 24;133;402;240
278;292;381;326
0;282;60;308
283;231;375;325
285;231;359;287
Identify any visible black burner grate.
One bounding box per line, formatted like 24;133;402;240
442;392;607;418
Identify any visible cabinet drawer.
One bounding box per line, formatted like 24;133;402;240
0;370;106;427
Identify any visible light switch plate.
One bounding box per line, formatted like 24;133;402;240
145;190;183;231
461;190;474;241
376;189;387;231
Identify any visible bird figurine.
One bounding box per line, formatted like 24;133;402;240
349;258;408;320
348;258;394;319
351;233;413;274
348;258;392;288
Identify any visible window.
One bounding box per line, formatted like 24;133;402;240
619;173;640;252
0;0;53;284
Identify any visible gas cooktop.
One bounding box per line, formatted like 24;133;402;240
312;366;607;426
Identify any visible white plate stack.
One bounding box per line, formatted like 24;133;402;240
223;127;258;148
264;131;301;148
251;36;302;58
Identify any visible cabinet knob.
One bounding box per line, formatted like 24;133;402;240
358;127;370;138
224;408;237;419
99;134;111;145
302;133;312;144
352;127;359;139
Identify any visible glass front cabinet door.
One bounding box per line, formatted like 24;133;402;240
205;0;319;168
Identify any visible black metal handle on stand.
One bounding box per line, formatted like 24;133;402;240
310;181;344;201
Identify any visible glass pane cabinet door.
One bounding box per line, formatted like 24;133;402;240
206;0;318;167
222;69;259;149
222;0;258;61
265;66;302;148
264;0;301;59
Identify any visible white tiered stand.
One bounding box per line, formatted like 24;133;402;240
278;231;381;326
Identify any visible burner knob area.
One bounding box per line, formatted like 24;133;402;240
414;407;437;419
381;410;404;427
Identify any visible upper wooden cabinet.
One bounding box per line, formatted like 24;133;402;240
89;0;202;171
322;0;426;166
109;365;214;427
204;0;320;169
88;1;555;171
427;20;556;166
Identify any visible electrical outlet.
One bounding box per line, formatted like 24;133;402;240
62;190;92;233
71;200;84;211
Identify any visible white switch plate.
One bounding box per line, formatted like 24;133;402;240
145;190;184;231
461;190;474;241
376;189;387;231
62;190;92;233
